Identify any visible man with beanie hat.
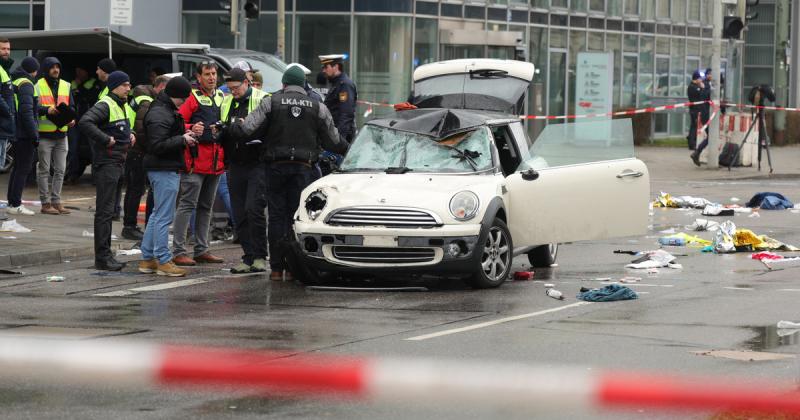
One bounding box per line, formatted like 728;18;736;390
0;38;15;172
230;65;348;281
139;76;195;277
36;56;75;215
6;56;40;216
174;61;226;266
96;58;116;101
79;70;134;271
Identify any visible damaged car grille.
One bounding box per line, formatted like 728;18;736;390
326;207;442;228
332;246;436;263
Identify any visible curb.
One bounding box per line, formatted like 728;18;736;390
0;243;127;270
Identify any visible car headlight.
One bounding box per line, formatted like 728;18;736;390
305;189;327;220
449;191;479;221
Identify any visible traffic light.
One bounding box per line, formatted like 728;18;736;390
723;16;745;39
745;0;759;22
244;1;259;19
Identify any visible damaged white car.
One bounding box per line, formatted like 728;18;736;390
289;59;650;288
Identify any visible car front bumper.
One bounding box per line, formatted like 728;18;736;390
293;221;482;274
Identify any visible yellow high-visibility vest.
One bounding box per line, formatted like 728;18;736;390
36;78;71;133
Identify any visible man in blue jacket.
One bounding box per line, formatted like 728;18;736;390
6;57;40;216
0;38;14;174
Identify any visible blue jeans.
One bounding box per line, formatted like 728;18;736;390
141;171;180;265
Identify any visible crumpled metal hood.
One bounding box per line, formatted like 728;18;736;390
366;108;507;140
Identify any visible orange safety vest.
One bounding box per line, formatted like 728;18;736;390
36;78;71;133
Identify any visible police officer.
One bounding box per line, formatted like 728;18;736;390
319;54;357;142
686;70;706;155
78;71;135;271
219;68;270;274
232;65;348;281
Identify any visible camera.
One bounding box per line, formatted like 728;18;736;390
748;84;776;106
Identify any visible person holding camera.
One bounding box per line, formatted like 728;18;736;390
173;61;226;266
219;68;270;274
138;76;194;277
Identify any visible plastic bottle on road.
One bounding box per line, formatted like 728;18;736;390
658;236;686;246
546;288;564;300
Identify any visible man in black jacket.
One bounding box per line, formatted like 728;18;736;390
138;76;195;277
232;65;347;280
0;38;14;172
6;57;40;216
79;71;135;271
121;75;168;240
219;68;270;274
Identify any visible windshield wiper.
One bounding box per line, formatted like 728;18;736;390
447;148;480;172
385;166;413;174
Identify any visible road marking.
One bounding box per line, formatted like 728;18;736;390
723;286;754;291
405;302;590;341
93;278;211;297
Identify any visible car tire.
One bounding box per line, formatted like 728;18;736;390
467;218;513;289
527;243;558;267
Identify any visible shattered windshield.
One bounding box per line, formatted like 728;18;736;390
339;125;493;173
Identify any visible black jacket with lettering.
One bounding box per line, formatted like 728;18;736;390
233;85;347;163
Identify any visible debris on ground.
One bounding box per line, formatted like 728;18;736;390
116;249;143;256
713;221;737;253
685;219;720;232
577;284;638;302
702;205;735;216
545;288;564;300
0;219;32;233
46;275;64;282
750;251;785;261
777;321;800;329
658;232;712;247
759;256;800;270
746;192;795;210
652;192;714;209
513;271;534;280
625;249;683;269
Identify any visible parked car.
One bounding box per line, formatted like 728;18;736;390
289;59;650;288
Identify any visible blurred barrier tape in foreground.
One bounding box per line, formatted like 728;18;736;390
0;336;799;414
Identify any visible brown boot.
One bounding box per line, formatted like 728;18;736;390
53;203;71;214
172;255;196;266
40;203;59;215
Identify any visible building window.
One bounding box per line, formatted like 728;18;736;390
353;16;413;120
639;36;654;105
607;0;622;16
0;4;30;29
529;26;548;139
414;18;438;67
624;0;638;15
606;32;621;108
183;13;235;49
246;15;293;60
656;0;670;19
687;0;700;22
671;0;685;23
552;0;568;8
296;15;350;87
589;0;605;12
570;0;587;12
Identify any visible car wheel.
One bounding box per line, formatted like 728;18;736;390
467;218;513;289
527;243;558;267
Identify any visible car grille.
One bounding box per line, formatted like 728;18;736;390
332;246;436;264
326;207;441;228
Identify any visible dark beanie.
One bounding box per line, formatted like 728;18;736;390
97;58;116;74
165;76;192;99
281;65;306;87
21;57;39;74
106;71;130;91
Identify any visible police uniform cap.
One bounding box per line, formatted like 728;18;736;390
319;54;345;65
287;62;312;75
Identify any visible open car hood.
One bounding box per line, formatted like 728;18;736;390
411;59;534;114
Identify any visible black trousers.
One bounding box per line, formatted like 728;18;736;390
7;138;36;207
123;150;147;228
94;163;124;262
229;162;268;264
264;162;313;272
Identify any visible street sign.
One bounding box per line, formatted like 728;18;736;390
110;0;133;27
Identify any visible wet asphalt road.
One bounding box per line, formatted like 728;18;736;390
1;177;800;419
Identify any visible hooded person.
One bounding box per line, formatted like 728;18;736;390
78;70;135;271
6;57;40;216
36;56;76;215
138;76;195;277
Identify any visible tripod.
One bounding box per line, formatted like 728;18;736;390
728;107;773;173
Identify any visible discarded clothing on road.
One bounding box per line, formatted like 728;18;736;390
577;284;638;302
746;192;795;210
734;229;800;252
625;249;683;269
653;192;714;209
701;205;735;216
712;221;737;253
750;251;785;261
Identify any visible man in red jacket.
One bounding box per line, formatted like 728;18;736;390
173;61;226;266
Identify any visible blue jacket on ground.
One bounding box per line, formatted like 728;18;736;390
746;192;795;210
577;284;638;302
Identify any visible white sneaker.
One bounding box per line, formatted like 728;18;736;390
7;205;34;216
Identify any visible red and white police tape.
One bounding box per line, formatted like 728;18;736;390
1;336;799;413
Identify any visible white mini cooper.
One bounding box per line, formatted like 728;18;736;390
290;59;650;288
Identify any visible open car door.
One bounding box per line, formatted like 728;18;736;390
505;119;650;249
411;59;534;115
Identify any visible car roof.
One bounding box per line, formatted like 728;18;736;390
366;108;518;140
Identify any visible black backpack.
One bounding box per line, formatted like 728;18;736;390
718;142;740;167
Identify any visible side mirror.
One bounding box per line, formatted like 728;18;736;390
521;168;539;181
